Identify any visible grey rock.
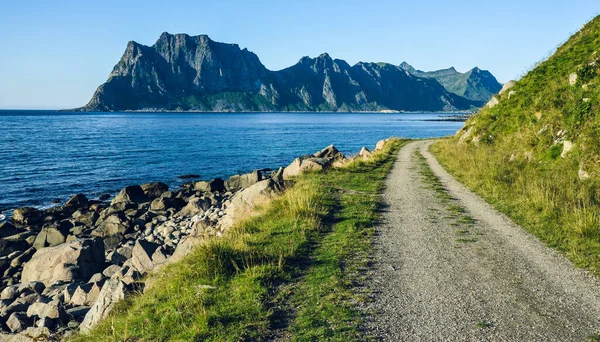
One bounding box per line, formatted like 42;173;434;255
27;300;66;320
176;196;212;217
131;240;160;274
111;185;149;205
93;213;130;237
224;171;262;192
0;222;19;239
194;178;226;193
21;238;105;285
11;207;43;226
6;312;31;333
102;265;121;278
140;182;169;200
80;279;127;333
63;194;89;211
66;305;90;320
33;226;68;249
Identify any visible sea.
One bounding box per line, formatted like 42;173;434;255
0;111;466;216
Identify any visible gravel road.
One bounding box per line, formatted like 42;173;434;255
367;140;600;341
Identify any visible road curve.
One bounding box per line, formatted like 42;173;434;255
367;140;600;341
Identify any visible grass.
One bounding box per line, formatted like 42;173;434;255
72;139;407;341
415;150;478;245
430;15;600;276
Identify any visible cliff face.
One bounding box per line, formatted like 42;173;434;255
76;33;494;112
400;62;503;106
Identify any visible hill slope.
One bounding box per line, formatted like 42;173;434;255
74;33;489;112
432;15;600;274
400;62;503;106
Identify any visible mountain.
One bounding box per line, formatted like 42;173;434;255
74;33;492;112
400;62;502;106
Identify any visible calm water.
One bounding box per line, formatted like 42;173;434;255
0;111;464;213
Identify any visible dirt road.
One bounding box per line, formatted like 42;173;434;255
367;140;600;341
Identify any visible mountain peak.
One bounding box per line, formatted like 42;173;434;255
318;52;332;60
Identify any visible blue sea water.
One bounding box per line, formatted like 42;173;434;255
0;111;465;214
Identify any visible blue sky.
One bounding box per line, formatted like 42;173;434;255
0;0;598;109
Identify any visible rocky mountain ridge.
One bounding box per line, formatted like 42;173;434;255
74;33;501;112
399;62;503;106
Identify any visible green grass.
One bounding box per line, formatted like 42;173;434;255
72;139;407;341
430;15;600;276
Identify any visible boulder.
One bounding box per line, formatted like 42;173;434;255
194;178;226;193
66;306;90;320
220;179;281;230
499;80;517;94
0;238;30;258
10;248;36;268
170;236;204;263
21;238;105;285
11;207;43;226
26;300;66;320
93;213;130;237
283;157;330;179
313;144;344;161
176;196;212;217
80;279;128;333
375;139;388;151
111;185;149;205
69;283;99;306
1;293;38;317
140;182;169;200
224;171;262;192
131;240;161;274
359;146;372;159
102;265;121;278
103;233;125;251
63;194;89;211
73;211;99;227
569;73;578;85
561;141;574;158
6;312;31;333
150;195;186;212
486;96;500;109
0;222;19;239
32;226;68;249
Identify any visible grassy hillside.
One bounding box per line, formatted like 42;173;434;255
432;15;600;274
72;139;407;341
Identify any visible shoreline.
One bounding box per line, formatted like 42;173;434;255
0;142;381;338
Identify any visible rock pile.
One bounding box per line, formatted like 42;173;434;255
0;142;386;339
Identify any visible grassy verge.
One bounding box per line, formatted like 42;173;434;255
73;139;407;341
431;139;600;275
415;150;478;243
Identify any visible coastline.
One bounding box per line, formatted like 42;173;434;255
0;141;382;339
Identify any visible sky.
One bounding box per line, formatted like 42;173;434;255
0;1;599;109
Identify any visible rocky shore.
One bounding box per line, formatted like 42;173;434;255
0;142;383;340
